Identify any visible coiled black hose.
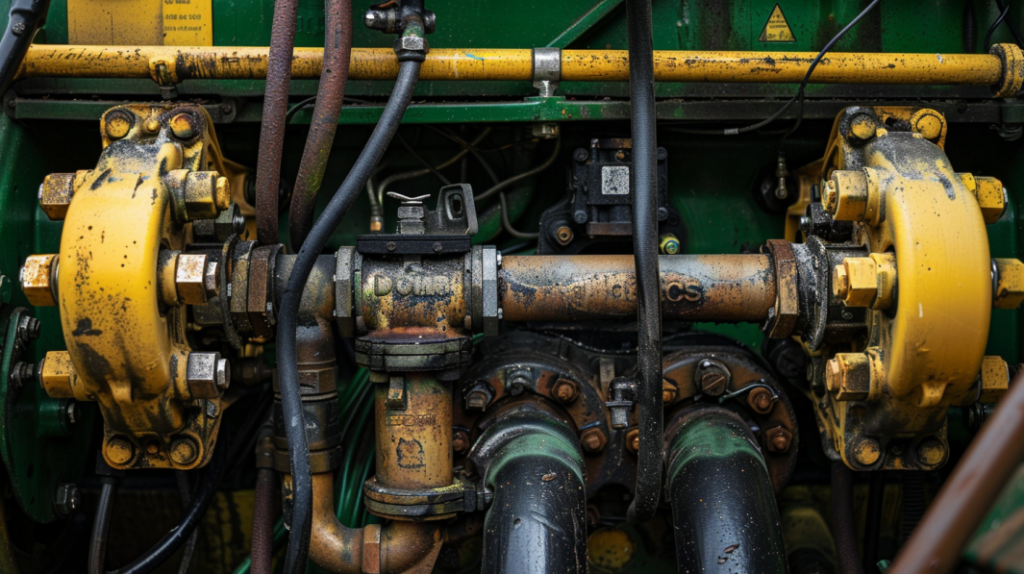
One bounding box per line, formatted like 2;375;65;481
624;0;663;525
107;436;229;574
275;57;423;574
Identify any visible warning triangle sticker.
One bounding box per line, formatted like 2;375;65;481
759;4;796;42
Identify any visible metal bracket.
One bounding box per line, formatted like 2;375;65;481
532;47;561;97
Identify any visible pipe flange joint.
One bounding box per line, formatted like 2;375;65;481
761;239;799;339
990;43;1024;98
532;47;561;97
471;246;499;337
335;247;358;338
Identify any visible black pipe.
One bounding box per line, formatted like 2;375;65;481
471;408;587;574
274;24;425;574
624;0;663;525
88;478;117;574
831;463;865;574
666;408;787;574
0;0;50;97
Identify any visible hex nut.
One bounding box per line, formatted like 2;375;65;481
821;179;838;213
175;253;209;305
39;173;80;220
580;428;607;453
21;254;59;307
825;352;874;401
53;483;79;518
625;428;640;455
764;426;792;453
186;352;228;399
747;387;775;414
184;171;224;221
975;176;1007;224
193;203;244;242
836;257;879;308
978;355;1010;403
464;382;494;412
552;377;579;403
994;258;1024;309
830;170;871;221
39;351;78;399
847;113;878;142
395;36;427;52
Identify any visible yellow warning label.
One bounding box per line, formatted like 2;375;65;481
67;0;212;46
759;4;796;43
163;0;213;46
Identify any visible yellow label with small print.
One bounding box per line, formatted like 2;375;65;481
759;4;796;42
163;0;213;46
68;0;212;46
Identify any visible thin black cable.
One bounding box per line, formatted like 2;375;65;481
88;478;117;574
667;0;881;136
176;471;199;574
625;0;663;525
108;436;229;574
986;2;1013;50
394;132;452;186
275;59;422;574
994;0;1024;47
475;136;561;202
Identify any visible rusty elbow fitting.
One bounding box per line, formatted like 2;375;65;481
379;521;445;574
309;473;364;573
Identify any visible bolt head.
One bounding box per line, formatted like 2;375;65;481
916;436;946;467
747;387;774;414
175;253;209;305
914;113;943;140
11;22;26;35
554;226;574;246
106;436;135;466
169;112;197;140
851;436;881;466
104;110;134;140
21;254;58;307
847;113;878;142
838;257;880;308
552;378;579;403
994;258;1024;309
832;264;850;300
826;352;874;401
170;437;199;466
187;352;224;399
661;379;677;403
625;428;640;454
765;426;792;453
822;180;838;212
53;483;79;517
39;173;78;221
453;430;470;454
580;428;607;453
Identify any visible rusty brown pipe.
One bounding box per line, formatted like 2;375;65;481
499;254;776;323
251;466;276;574
831;462;865;574
308;473;443;574
289;0;353;250
888;367;1024;574
254;0;300;245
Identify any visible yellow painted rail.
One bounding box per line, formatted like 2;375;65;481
16;45;1019;92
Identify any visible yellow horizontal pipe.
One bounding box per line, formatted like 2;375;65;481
17;45;1006;86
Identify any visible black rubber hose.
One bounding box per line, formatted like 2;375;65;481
832;462;865;574
624;0;663;525
666;408;787;574
107;436;228;574
275;58;423;574
0;0;50;97
88;477;118;574
474;410;588;574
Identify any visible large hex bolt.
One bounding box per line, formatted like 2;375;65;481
506;369;532;396
764;426;792;453
832;254;896;309
695;359;731;396
38;172;84;221
580;428;607;453
175;253;210;305
825;169;881;223
186;352;230;399
52;483;79;518
993;258;1024;309
464;381;495;412
20;254;59;307
825;352;877;401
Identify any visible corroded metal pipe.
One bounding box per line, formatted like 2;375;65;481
290;0;353;249
254;0;299;245
888;367;1024;574
16;46;1016;90
498;254;776;323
